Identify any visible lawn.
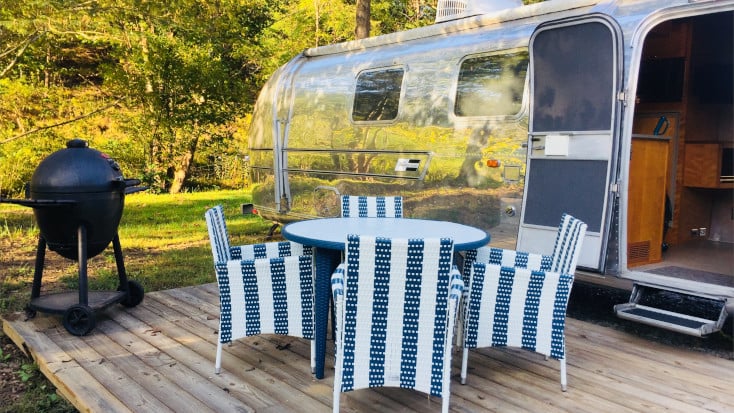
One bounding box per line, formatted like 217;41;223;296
0;189;274;412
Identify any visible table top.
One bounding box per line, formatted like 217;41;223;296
282;217;490;251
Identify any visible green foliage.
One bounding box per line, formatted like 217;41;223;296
372;0;437;33
0;346;12;362
0;79;145;196
18;363;35;382
0;0;443;195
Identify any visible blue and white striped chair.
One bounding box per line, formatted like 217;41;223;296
460;214;586;391
331;235;463;413
205;206;315;374
206;205;313;263
340;195;403;218
461;213;587;281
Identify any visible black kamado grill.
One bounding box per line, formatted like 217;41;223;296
1;139;145;335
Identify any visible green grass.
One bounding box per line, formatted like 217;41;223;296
1;189;276;313
0;189;276;412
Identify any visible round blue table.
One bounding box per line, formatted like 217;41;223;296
282;217;490;379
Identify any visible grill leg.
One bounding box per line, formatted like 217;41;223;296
31;236;46;300
112;233;129;289
77;225;88;306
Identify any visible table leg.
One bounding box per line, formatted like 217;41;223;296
313;247;342;379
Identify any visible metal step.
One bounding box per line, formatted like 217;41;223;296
613;283;731;337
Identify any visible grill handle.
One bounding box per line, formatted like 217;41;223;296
122;178;148;195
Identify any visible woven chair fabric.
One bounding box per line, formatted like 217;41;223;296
461;247;552;289
331;234;462;411
205;206;315;374
206;205;232;263
463;265;572;359
459;214;586;389
548;214;587;274
205;205;312;262
461;213;584;281
232;241;313;260
216;255;314;343
340;195;403;218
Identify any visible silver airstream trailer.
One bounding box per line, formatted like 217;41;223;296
247;0;734;335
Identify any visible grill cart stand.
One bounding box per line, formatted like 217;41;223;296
28;228;144;336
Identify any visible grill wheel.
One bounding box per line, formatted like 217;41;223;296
62;304;96;336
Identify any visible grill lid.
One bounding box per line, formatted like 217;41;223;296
30;139;124;194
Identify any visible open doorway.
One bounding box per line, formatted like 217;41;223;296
629;12;733;286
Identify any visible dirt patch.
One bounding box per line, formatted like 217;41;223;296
0;331;75;412
0;334;27;407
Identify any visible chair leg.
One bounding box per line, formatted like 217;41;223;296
215;340;223;374
311;340;316;374
333;392;340;413
332;381;341;413
460;348;469;384
333;348;343;413
560;358;567;392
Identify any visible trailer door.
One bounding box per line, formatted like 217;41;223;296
518;16;623;272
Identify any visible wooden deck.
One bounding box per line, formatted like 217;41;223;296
3;283;733;413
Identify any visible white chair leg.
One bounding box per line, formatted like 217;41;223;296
332;381;341;413
560;358;567;392
332;392;340;413
215;340;223;374
333;348;343;413
460;348;469;384
310;340;316;374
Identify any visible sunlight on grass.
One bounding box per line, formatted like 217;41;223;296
0;189;278;314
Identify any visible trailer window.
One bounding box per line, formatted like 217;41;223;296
352;68;404;122
532;22;614;131
455;51;529;117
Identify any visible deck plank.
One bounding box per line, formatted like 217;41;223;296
125;296;325;412
39;317;182;413
151;288;419;413
92;317;253;413
2;314;134;413
2;283;733;413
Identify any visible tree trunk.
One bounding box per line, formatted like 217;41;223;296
355;0;371;40
314;0;321;47
169;133;199;194
410;0;421;23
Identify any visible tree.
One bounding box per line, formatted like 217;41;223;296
0;0;443;195
102;0;282;193
355;0;371;39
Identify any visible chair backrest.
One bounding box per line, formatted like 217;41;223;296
462;247;553;278
335;234;461;397
464;264;573;359
232;241;313;260
340;195;403;218
205;205;231;263
216;255;314;342
206;206;313;264
549;213;587;274
462;213;586;278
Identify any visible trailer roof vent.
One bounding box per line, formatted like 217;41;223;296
435;0;523;23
